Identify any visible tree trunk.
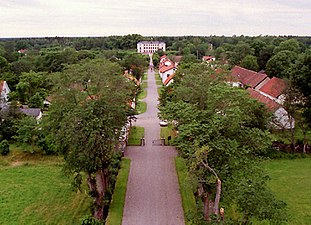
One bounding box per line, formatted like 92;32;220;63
303;128;307;154
87;172;105;220
203;194;210;222
214;179;222;215
290;116;295;152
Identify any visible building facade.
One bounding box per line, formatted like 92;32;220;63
137;41;166;54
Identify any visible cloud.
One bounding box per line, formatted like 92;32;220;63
0;0;310;37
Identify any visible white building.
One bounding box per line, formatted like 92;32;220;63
0;80;10;109
137;41;166;54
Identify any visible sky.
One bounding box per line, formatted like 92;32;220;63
0;0;311;37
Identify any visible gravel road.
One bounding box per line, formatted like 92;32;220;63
122;63;185;225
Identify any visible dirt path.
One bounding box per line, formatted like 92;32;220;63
122;64;185;225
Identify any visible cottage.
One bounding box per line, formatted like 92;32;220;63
229;66;269;88
248;89;293;129
163;73;176;86
258;77;287;105
158;56;177;84
20;108;43;121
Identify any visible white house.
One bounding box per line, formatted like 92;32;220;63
159;58;177;84
248;88;293;129
0;80;10;108
137;41;166;54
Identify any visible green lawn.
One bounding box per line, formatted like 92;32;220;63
155;73;163;86
175;157;197;225
127;126;145;146
137;89;147;100
141;81;148;89
0;152;90;225
142;73;148;81
265;157;311;224
160;125;176;146
106;158;131;225
136;101;147;114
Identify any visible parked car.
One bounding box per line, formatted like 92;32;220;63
159;120;168;126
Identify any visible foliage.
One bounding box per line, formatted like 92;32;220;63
0;101;23;141
14;116;40;152
265;50;297;78
0;140;10;155
80;215;105;225
15;70;51;104
240;54;259;71
105;158;131;225
291;50;311;124
46;58;134;220
120;52;148;80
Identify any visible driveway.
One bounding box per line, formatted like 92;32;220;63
122;65;185;225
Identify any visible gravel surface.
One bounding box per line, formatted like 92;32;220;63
122;65;185;225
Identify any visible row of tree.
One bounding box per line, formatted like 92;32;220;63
159;63;287;224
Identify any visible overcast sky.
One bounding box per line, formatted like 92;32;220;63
0;0;310;37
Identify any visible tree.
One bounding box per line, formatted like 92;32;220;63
14;116;40;152
120;52;148;80
273;38;302;55
0;101;23;141
240;55;259;71
47;59;134;220
0;140;10;155
15;71;50;104
290;51;311;150
265;50;297;78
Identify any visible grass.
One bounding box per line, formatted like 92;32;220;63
160;125;177;146
155;73;163;86
175;157;197;225
265;157;311;224
0;151;91;225
106;158;131;225
142;73;148;81
136;101;147;114
137;89;147;100
127;126;145;146
141;81;148;89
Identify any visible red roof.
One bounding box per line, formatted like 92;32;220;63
259;77;287;98
164;73;176;86
248;88;281;112
159;63;176;73
230;66;268;88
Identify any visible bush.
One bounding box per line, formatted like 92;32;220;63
0;140;10;155
80;215;104;225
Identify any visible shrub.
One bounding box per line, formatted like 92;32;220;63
0;140;10;155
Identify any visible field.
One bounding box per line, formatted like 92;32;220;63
0;151;90;225
265;157;311;224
